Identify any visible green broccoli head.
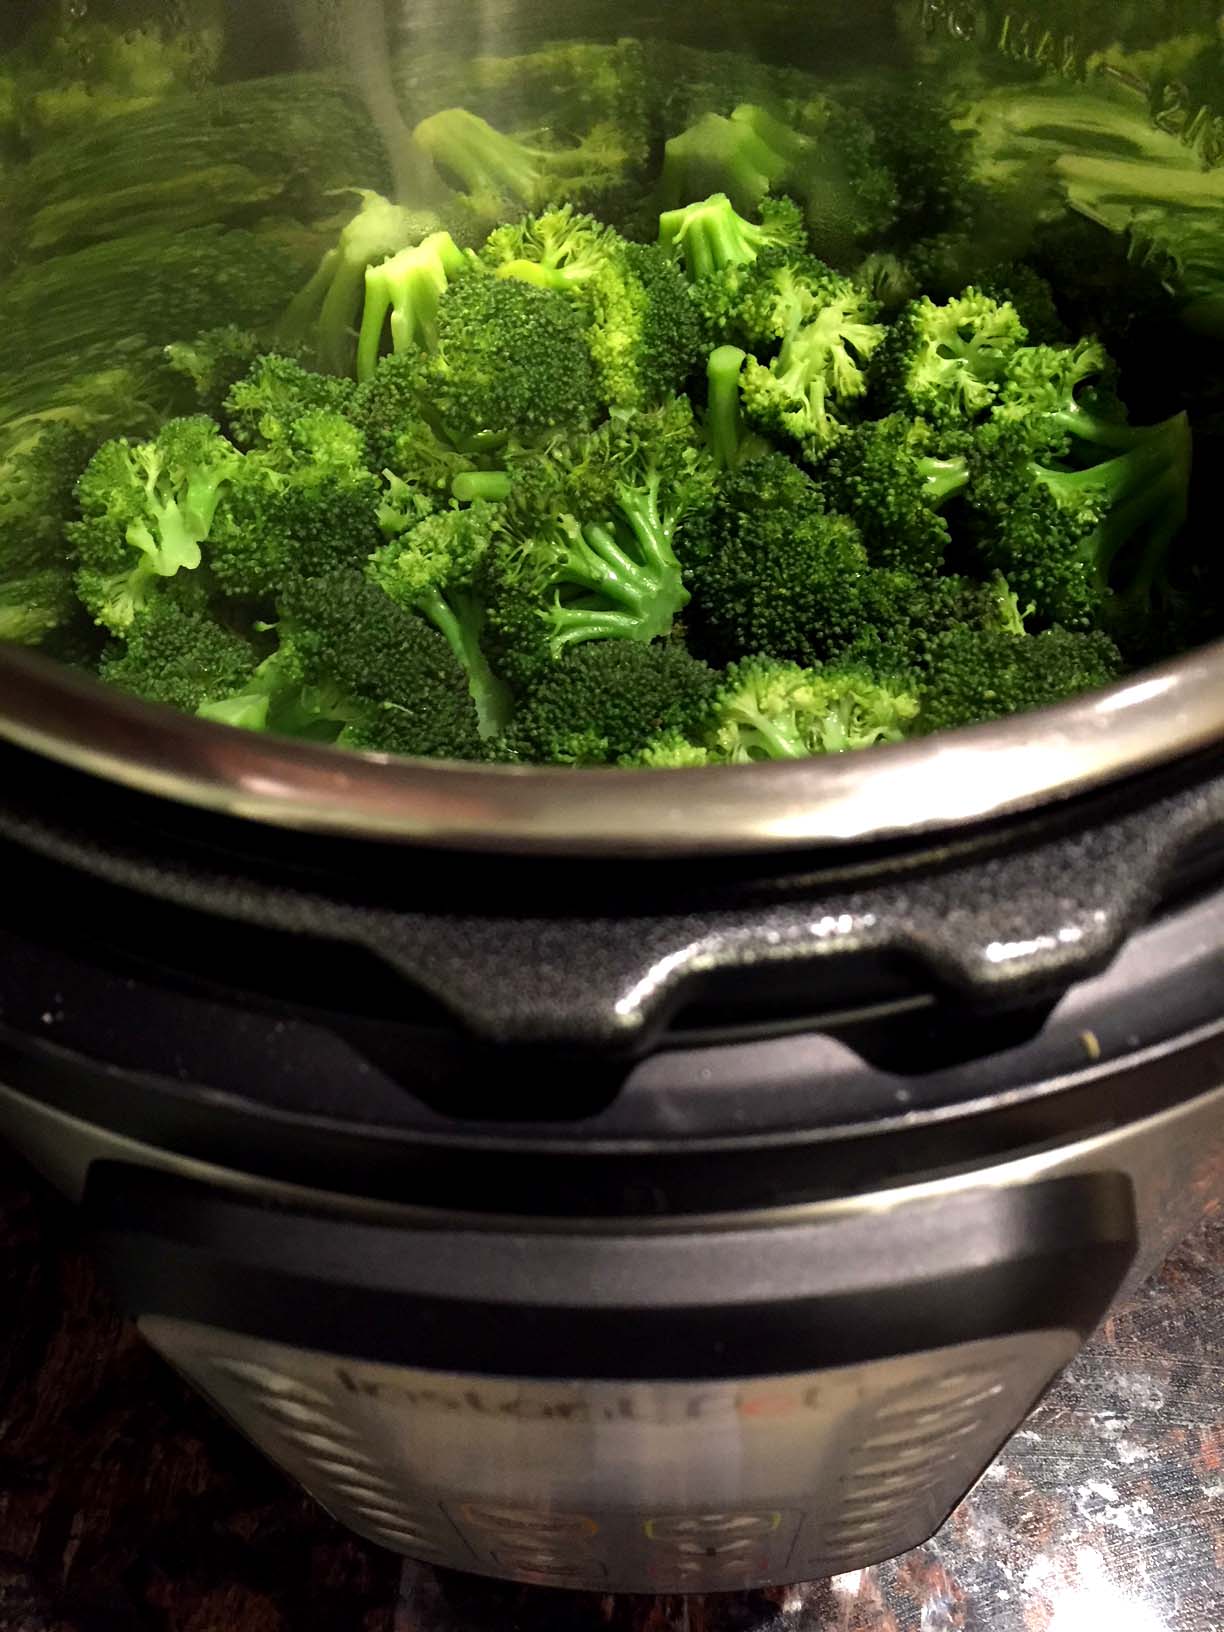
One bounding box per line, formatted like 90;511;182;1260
700;656;921;761
965;413;1193;633
68;416;240;634
423;274;600;447
485;210;702;413
500;640;718;766
210;411;383;600
223;355;360;452
686;453;872;666
919;626;1125;735
815;414;969;576
100;595;258;714
874;291;1029;427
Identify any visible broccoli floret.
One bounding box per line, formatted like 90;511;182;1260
698;656;921;762
919;627;1125;735
485;210;702;412
500;641;718;766
974;265;1068;347
965;413;1193;632
686;453;872;666
412;107;636;231
371;493;512;738
280;191;439;377
774;98;900;267
659;191;804;282
203;569;485;761
859;84;980;248
99;596;258;714
740;281;887;451
166;326;269;420
994;340;1134;454
0;419;92;646
68;416;240;634
221;354;360;453
355;231;470;384
874;291;1029;428
484;399;714;683
815;415;968;575
211;412;382;600
425;274;600;448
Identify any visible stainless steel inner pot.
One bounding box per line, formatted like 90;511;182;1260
2;0;1223;855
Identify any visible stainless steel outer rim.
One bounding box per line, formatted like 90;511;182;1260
1;640;1223;856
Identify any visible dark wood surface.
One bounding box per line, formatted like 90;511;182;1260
2;1154;1221;1631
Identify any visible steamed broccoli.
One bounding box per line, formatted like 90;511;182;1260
499;640;718;766
371;493;512;738
484;401;712;684
697;656;920;761
685;453;873;665
100;596;257;713
660;192;806;283
965;413;1193;632
484;209;702;411
874;291;1029;427
815;415;968;575
919;626;1126;734
68;416;240;633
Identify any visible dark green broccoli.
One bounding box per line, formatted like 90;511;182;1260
965;413;1193;633
222;355;360;452
68;416;240;634
499;640;718;766
351;352;481;498
919;627;1126;735
484;399;715;685
685;453;873;665
371;493;512;738
485;209;702;411
99;596;258;714
815;415;968;575
201;569;485;761
874;292;1029;427
0;419;92;646
210;412;382;600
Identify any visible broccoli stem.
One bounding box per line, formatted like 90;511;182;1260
918;454;970;506
416;584;513;739
659;194;770;282
356;232;466;384
729;703;807;760
707;346;748;471
452;470;512;504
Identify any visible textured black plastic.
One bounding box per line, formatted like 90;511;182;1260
88;1165;1137;1377
2;737;1224;1051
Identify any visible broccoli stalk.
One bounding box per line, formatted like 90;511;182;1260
660;113;796;215
706;345;751;471
659;193;786;282
372;487;513;738
356;230;469;383
546;507;689;652
280;190;440;376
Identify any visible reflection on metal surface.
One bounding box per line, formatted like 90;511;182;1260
141;1319;1078;1591
1;640;1224;854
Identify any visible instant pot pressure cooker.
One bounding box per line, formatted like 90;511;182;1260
3;0;1224;1596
